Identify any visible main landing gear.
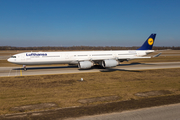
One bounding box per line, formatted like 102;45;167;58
23;65;27;71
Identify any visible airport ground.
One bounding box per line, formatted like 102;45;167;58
0;50;180;119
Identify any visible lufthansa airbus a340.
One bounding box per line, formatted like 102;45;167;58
8;34;161;70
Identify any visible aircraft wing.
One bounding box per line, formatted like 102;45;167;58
117;56;151;62
117;52;162;61
89;56;151;61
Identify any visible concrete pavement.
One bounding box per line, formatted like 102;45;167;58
73;103;180;120
0;62;180;77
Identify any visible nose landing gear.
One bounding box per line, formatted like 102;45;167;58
23;65;27;71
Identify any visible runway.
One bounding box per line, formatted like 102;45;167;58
0;62;180;77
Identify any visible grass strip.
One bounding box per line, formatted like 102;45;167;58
0;68;180;115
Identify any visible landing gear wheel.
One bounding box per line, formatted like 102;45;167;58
23;65;27;71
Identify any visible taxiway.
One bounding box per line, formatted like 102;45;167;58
0;62;180;77
74;103;180;120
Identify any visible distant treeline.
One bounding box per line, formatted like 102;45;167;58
0;46;180;50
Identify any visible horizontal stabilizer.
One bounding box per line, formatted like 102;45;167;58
153;53;162;58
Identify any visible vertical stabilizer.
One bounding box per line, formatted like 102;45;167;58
137;34;156;50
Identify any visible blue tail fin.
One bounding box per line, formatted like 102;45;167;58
137;34;156;50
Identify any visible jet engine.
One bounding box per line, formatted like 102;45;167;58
102;59;119;68
78;61;93;69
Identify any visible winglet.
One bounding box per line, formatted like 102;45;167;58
137;34;156;50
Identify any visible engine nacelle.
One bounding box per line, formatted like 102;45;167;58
78;61;93;69
102;59;119;68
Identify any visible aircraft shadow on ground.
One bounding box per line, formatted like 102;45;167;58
100;62;145;72
117;62;144;66
100;69;143;72
12;62;147;71
13;65;78;70
93;63;143;72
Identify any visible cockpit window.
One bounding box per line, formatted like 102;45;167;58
11;56;16;58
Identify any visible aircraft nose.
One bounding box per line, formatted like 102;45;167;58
7;58;12;62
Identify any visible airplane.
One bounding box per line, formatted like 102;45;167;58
7;34;161;70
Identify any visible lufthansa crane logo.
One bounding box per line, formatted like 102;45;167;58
148;38;154;45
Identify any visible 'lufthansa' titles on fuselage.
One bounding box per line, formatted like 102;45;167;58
26;53;47;56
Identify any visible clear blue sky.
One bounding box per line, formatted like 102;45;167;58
0;0;180;47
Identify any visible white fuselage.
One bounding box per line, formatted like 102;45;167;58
7;33;157;69
7;50;154;65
